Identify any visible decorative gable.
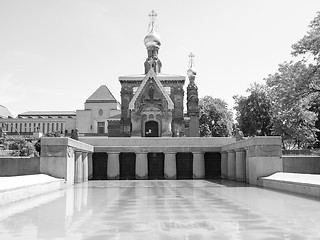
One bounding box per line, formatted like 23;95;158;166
129;68;174;110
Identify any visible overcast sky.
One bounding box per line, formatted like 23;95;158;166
1;0;319;117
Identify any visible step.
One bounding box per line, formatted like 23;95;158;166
260;172;320;198
0;174;66;205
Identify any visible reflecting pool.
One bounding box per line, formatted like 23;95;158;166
1;180;320;239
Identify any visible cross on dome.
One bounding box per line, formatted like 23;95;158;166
149;10;157;29
187;52;197;78
188;52;195;68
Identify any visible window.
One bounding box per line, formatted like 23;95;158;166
61;123;64;133
97;122;105;134
56;123;59;131
52;123;54;132
47;123;50;133
43;123;45;133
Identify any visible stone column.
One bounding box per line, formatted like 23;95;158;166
75;151;83;183
164;152;176;179
107;152;120;180
88;153;93;180
227;150;236;180
221;151;228;179
244;148;250;183
193;152;205;179
82;152;88;182
136;152;148;179
235;148;246;182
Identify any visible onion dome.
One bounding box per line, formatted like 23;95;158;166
144;10;161;48
144;26;161;48
187;53;197;78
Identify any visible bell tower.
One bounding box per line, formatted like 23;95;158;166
186;52;200;137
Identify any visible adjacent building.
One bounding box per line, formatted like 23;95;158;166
0;10;199;138
0;86;120;137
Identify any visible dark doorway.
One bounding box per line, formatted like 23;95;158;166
119;152;136;180
145;121;159;137
148;152;164;179
176;152;193;179
205;152;221;179
92;152;108;180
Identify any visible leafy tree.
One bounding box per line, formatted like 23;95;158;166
233;83;273;137
262;12;320;149
265;62;318;149
291;12;320;63
199;96;233;137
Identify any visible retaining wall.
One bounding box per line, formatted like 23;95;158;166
0;157;40;176
283;156;320;174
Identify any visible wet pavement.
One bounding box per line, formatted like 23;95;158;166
0;180;320;239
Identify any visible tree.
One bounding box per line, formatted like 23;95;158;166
233;83;273;137
288;12;320;103
292;12;320;63
265;62;318;149
199;96;233;137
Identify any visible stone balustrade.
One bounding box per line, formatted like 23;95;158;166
40;137;94;185
221;136;283;185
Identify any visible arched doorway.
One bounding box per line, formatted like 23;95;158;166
145;120;159;137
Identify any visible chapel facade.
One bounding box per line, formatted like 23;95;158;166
119;10;199;137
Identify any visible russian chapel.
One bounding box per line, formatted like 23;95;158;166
119;10;199;137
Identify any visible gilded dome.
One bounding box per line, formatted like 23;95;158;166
187;67;197;77
187;52;196;77
144;25;161;48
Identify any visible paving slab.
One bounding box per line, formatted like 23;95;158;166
260;172;320;197
0;174;66;205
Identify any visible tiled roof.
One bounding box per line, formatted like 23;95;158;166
86;85;117;103
107;114;121;120
18;111;76;117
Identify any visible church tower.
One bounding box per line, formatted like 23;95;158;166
119;10;186;137
144;10;162;74
187;53;200;137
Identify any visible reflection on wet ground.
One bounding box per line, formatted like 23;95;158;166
0;180;320;239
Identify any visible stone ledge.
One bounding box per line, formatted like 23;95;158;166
260;172;320;198
0;174;66;205
41;137;94;153
221;136;282;152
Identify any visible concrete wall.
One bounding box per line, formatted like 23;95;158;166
40;137;94;185
80;137;236;153
0;157;40;176
283;156;320;174
221;136;283;185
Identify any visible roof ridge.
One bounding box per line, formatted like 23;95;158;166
86;85;117;102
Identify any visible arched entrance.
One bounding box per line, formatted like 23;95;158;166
145;120;159;137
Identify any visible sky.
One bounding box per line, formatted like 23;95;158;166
1;0;320;117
